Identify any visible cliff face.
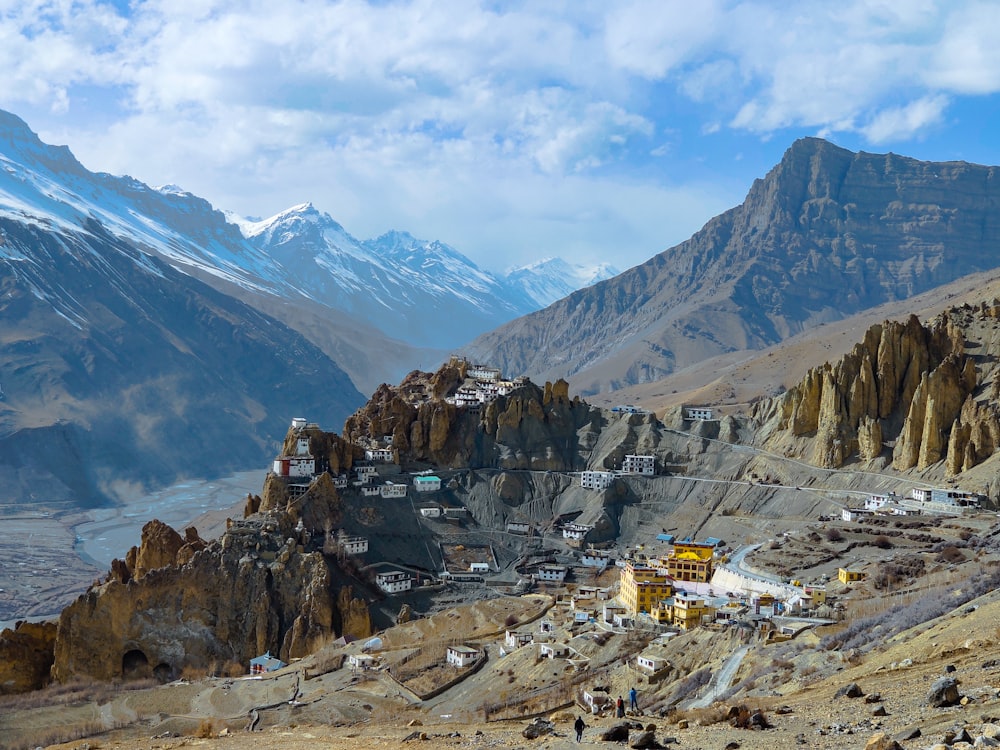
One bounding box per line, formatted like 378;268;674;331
467;138;1000;395
50;511;372;684
753;304;1000;475
343;367;601;472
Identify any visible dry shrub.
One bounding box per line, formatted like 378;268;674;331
729;704;771;729
825;527;843;542
196;718;216;738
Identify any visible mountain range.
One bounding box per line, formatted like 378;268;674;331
0;109;615;509
463;138;1000;395
6;105;1000;509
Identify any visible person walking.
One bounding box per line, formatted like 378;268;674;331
574;715;586;742
616;695;625;718
629;686;638;712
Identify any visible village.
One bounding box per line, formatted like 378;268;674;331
254;361;994;710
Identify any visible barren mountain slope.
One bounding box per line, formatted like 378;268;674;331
466;138;1000;396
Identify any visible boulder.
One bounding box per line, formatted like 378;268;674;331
629;730;657;749
600;723;632;742
522;718;554;740
835;682;865;699
864;732;903;750
927;676;961;707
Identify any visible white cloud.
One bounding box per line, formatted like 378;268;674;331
3;0;1000;273
861;94;950;143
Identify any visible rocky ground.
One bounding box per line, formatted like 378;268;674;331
7;570;1000;750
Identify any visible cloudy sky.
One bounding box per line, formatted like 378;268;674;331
3;0;1000;273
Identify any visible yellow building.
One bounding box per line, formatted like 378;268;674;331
804;585;827;605
651;592;716;629
619;562;673;614
838;567;865;584
663;542;715;583
671;592;716;629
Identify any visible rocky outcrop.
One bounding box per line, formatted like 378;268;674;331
342;364;602;472
0;620;57;694
754;303;1000;475
51;511;372;684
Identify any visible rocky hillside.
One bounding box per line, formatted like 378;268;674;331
465;138;1000;395
0;215;363;510
752;302;1000;496
38;504;374;687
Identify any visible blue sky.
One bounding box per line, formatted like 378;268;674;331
3;1;1000;273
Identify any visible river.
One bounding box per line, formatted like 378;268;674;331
71;469;266;569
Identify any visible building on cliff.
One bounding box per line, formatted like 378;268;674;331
376;570;413;594
622;454;655;475
683;406;715;421
580;470;615;490
414;475;442;492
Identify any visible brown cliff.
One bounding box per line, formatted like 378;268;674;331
754;304;1000;475
50;510;372;684
342;363;599;472
0;621;56;695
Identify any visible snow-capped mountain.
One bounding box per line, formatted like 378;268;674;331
0;107;625;393
504;258;620;309
242;205;545;348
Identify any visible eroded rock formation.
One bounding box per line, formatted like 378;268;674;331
51;510;372;684
755;305;1000;474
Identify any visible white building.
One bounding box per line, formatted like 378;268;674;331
419;504;442;518
361;484;380;497
580;471;615;490
339;536;369;555
443;506;469;519
911;487;980;507
273;455;316;478
355;464;378;479
539;643;569;659
414;475;442;493
365;447;395;463
842;508;875;522
684;407;714;421
534;564;568;583
446;645;480;668
865;494;893;510
467;365;501;381
348;653;376;670
562;523;592;541
470;562;491;573
375;571;413;594
622;454;655;475
380;482;407;498
580;549;613;570
636;650;669;674
505;630;533;650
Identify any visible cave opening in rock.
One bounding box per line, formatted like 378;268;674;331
122;649;149;679
153;662;174;683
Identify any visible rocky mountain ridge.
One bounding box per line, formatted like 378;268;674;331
752;302;1000;493
466;138;1000;395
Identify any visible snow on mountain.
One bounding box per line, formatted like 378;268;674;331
0;111;288;301
0;108;620;352
242;205;537;347
504;257;621;309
